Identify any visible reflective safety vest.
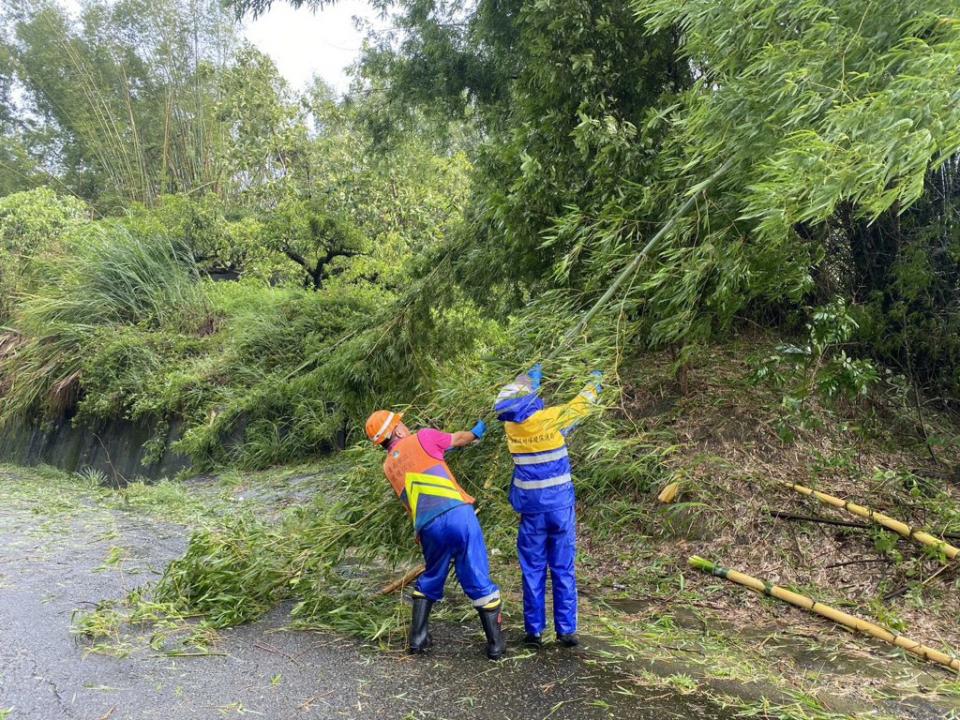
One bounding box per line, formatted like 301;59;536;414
383;432;475;533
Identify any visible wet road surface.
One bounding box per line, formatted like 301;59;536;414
0;473;735;720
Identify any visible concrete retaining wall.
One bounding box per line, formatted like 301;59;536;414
0;414;189;481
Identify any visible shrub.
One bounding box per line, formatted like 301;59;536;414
0;188;88;321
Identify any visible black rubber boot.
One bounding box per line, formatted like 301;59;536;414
408;592;434;654
523;633;543;648
557;632;579;647
477;600;506;660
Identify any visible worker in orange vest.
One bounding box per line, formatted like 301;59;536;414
365;410;505;660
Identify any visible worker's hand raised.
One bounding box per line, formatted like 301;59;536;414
470;420;487;441
527;363;543;389
590;370;603;394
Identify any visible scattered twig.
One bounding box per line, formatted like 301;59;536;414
823;558;891;570
154;650;226;658
883;560;959;602
768;510;871;531
297;690;335;711
253;640;302;666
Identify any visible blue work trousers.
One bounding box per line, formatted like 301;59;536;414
517;505;577;636
415;503;500;607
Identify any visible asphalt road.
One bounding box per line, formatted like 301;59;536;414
0;474;735;720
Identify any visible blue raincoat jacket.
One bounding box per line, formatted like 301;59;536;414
494;375;599;514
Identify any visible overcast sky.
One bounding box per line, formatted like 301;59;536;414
243;1;390;94
58;0;390;95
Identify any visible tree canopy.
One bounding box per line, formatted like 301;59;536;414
2;0;960;446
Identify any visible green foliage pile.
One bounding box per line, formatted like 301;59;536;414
0;218;207;422
154;512;290;627
127;341;669;638
149;451;418;636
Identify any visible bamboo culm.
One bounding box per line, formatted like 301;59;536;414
785;482;959;561
689;556;960;673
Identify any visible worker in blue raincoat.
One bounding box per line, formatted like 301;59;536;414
493;364;602;647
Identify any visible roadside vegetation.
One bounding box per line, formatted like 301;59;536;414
2;0;960;717
7;330;960;717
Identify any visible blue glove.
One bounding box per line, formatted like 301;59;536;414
527;363;543;390
590;370;603;394
470;420;487;440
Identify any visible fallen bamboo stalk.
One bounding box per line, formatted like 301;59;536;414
689;556;960;673
557;159;734;349
784;482;959;561
767;510;960;541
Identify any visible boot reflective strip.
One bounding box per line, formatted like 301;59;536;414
512;448;569;465
472;590;501;607
512;474;572;490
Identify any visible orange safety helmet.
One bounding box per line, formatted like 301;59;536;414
365;410;403;445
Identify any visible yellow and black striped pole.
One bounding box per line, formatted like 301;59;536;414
785;482;959;561
689;556;960;673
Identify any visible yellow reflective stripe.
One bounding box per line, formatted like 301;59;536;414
554;391;594;430
504;407;571;451
504;424;565;454
405;472;463;520
410;483;463;501
405;472;457;494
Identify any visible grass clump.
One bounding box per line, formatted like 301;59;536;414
0;223;209;427
30;224;206;330
113;450;463;643
104;478;223;524
72;593;222;658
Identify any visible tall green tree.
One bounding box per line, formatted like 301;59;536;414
216;44;306;207
593;0;960;349
4;0;236;208
358;0;682;304
227;0;683;308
